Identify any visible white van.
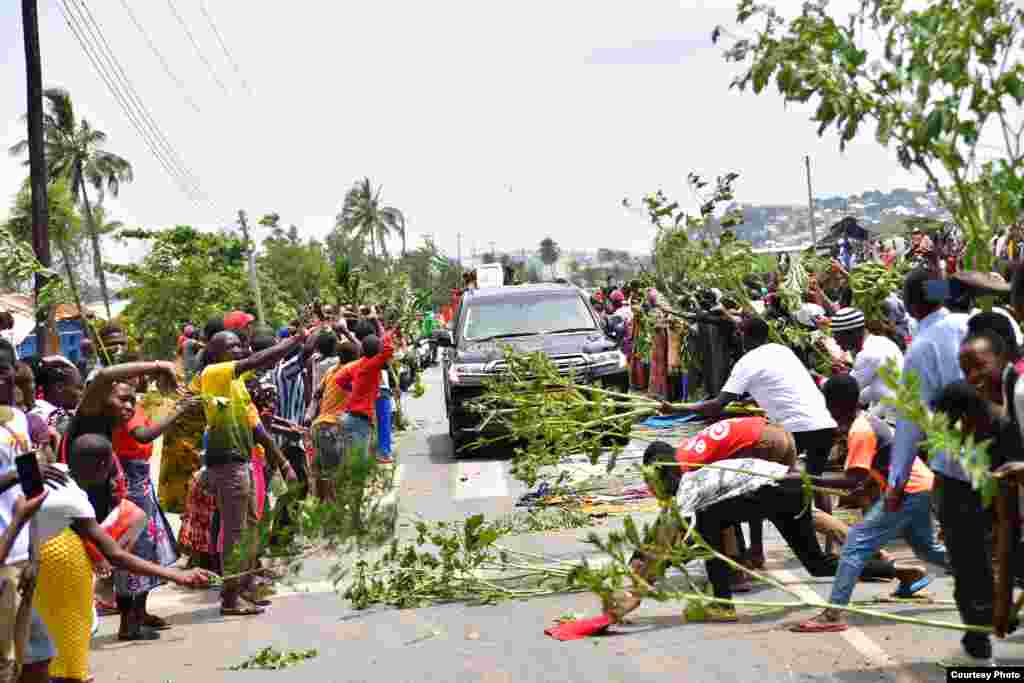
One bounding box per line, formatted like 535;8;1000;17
475;263;505;288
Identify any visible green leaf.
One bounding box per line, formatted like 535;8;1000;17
926;109;944;141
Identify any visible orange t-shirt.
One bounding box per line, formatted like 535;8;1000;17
845;415;933;494
675;417;766;472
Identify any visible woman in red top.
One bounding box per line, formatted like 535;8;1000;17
111;383;201;641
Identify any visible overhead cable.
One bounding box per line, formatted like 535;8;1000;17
166;0;229;95
73;0;207;202
199;0;253;96
116;0;203;114
57;0;201;203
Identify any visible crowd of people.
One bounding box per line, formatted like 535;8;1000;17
596;233;1024;667
0;301;424;682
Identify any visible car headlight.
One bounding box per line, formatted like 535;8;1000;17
448;363;488;384
588;350;626;369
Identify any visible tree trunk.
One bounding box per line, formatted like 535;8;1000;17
56;233;97;349
77;173;112;319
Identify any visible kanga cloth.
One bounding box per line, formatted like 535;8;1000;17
675;457;790;517
649;327;669;399
33;529;93;682
178;469;216;556
113;459;179;597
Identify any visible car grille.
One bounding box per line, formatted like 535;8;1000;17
489;354;589;377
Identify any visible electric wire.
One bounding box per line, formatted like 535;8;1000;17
198;0;252;96
116;0;202;114
57;0;201;204
166;0;229;95
72;0;208;202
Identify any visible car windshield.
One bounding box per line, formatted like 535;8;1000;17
462;295;596;341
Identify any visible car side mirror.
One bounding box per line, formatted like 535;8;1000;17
436;331;453;347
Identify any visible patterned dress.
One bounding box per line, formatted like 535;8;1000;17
111;410;179;596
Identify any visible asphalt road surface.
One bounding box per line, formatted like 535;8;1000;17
89;367;1024;682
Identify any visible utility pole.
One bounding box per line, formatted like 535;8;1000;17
804;155;818;247
237;210;265;325
456;232;462;267
22;0;52;355
489;241;496;258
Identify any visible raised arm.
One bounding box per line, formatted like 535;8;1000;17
235;330;308;376
130;397;203;444
81;361;176;416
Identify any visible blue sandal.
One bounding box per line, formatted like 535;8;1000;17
893;574;933;598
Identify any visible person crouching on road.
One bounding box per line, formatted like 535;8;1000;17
606;424;897;624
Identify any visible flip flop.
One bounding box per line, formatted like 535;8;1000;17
893;574;933;599
220;604;265;616
790;619;849;633
240;593;272;607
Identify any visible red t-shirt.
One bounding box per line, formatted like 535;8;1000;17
113;408;153;461
674;417;766;472
335;333;395;419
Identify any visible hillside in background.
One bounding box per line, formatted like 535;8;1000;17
729;187;948;248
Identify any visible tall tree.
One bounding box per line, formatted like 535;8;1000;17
334;177;406;261
716;0;1024;271
538;237;561;278
10;87;133;317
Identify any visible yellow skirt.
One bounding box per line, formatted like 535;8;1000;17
33;528;93;682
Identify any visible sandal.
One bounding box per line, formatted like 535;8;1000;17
117;626;161;641
893;574;933;599
220;604;265;616
142;614;171;630
791;619;848;633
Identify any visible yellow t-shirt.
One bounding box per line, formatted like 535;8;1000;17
194;361;256;463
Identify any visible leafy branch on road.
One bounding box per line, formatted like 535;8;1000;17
465;348;676;486
228;647;318;671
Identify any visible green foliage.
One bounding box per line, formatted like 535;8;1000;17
717;0;1024;273
465;348;662;486
109;225;285;357
229;647;317;671
849;261;906;322
342;513;579;610
258;234;331;312
3;177;85;294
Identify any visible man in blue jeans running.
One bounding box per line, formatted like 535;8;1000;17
791;374;946;633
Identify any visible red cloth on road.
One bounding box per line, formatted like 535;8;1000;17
544;615;611;641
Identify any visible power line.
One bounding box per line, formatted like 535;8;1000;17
166;0;229;95
198;0;252;96
72;0;208;202
116;0;202;114
57;0;200;204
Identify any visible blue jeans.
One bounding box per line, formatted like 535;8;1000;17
830;490;947;606
342;413;372;455
376;389;393;457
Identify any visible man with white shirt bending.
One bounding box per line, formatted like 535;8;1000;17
830;307;904;419
663;316;838;566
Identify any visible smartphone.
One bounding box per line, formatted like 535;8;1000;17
15;450;44;498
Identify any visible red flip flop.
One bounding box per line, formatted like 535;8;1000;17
790;619;848;633
544;615;612;641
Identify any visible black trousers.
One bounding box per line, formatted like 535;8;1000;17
697;484;893;600
934;474;993;654
749;427;837;550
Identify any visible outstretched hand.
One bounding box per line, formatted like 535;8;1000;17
178;568;217;588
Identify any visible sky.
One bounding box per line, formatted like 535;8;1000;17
0;0;963;261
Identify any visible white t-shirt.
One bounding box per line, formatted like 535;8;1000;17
850;334;904;414
722;343;837;433
0;408;35;565
2;474;96;565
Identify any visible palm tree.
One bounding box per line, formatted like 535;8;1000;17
335;177;406;261
10;87;133;318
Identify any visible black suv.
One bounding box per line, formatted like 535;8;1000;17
437;283;629;452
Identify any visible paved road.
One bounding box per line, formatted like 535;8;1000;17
90;368;1024;682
